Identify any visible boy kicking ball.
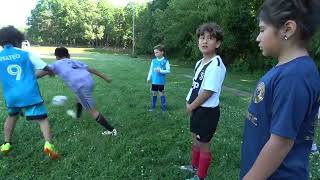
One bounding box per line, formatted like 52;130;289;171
37;47;117;136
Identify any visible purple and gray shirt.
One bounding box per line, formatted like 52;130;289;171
50;58;94;92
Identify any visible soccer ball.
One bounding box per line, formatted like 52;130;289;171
52;95;68;106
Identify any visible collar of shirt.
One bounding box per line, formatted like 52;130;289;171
156;57;165;61
201;55;218;66
4;44;13;48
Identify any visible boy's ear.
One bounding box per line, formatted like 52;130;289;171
215;41;221;49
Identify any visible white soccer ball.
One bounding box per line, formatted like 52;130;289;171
52;95;68;106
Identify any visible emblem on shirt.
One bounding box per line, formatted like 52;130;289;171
253;82;265;103
199;71;205;81
247;112;258;126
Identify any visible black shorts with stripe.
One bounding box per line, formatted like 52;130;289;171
190;106;220;143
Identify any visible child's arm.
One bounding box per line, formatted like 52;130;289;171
36;66;55;79
147;61;153;83
158;61;171;74
243;134;294;180
88;67;112;83
186;90;213;113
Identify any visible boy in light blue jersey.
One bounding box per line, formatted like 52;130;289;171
0;26;58;159
147;44;170;112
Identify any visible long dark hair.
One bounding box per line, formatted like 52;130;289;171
259;0;320;47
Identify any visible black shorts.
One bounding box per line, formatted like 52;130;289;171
190;106;220;143
151;84;165;92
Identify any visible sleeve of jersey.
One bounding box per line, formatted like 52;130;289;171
147;61;153;81
29;52;47;70
270;76;309;140
160;61;171;74
48;64;56;73
202;62;222;93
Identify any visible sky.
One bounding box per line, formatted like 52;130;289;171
0;0;38;28
0;0;150;28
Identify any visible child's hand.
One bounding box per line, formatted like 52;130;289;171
186;102;193;115
147;79;150;83
156;67;161;73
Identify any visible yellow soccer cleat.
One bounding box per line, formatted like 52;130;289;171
44;141;59;160
1;143;12;155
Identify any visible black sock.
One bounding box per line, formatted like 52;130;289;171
76;103;83;118
95;113;114;131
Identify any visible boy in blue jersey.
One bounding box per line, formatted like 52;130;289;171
240;0;320;179
147;44;170;112
0;26;58;159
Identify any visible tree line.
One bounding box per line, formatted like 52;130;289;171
27;0;320;71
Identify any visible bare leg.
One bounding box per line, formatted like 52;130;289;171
192;133;200;148
198;141;211;152
152;91;158;96
4;116;18;142
159;91;165;96
89;108;99;118
37;118;52;142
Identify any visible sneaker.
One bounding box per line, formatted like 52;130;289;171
44;141;59;160
185;175;206;180
180;165;197;174
66;110;77;119
102;129;117;136
1;143;12;155
148;108;155;112
311;143;319;154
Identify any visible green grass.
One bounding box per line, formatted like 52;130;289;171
0;47;319;179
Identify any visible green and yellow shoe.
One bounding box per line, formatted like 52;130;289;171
44;141;59;160
1;143;12;155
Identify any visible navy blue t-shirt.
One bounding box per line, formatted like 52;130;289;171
240;56;320;180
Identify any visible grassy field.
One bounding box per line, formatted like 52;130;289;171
0;47;319;179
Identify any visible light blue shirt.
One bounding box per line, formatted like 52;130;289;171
147;57;170;85
0;44;45;107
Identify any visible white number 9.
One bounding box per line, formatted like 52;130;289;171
7;64;22;80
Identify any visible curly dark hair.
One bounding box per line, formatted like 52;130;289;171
0;26;25;47
54;47;70;58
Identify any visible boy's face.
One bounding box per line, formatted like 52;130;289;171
256;20;281;57
154;49;164;58
198;32;220;55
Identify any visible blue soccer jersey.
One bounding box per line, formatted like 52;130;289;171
151;58;169;85
0;44;44;107
240;56;320;180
